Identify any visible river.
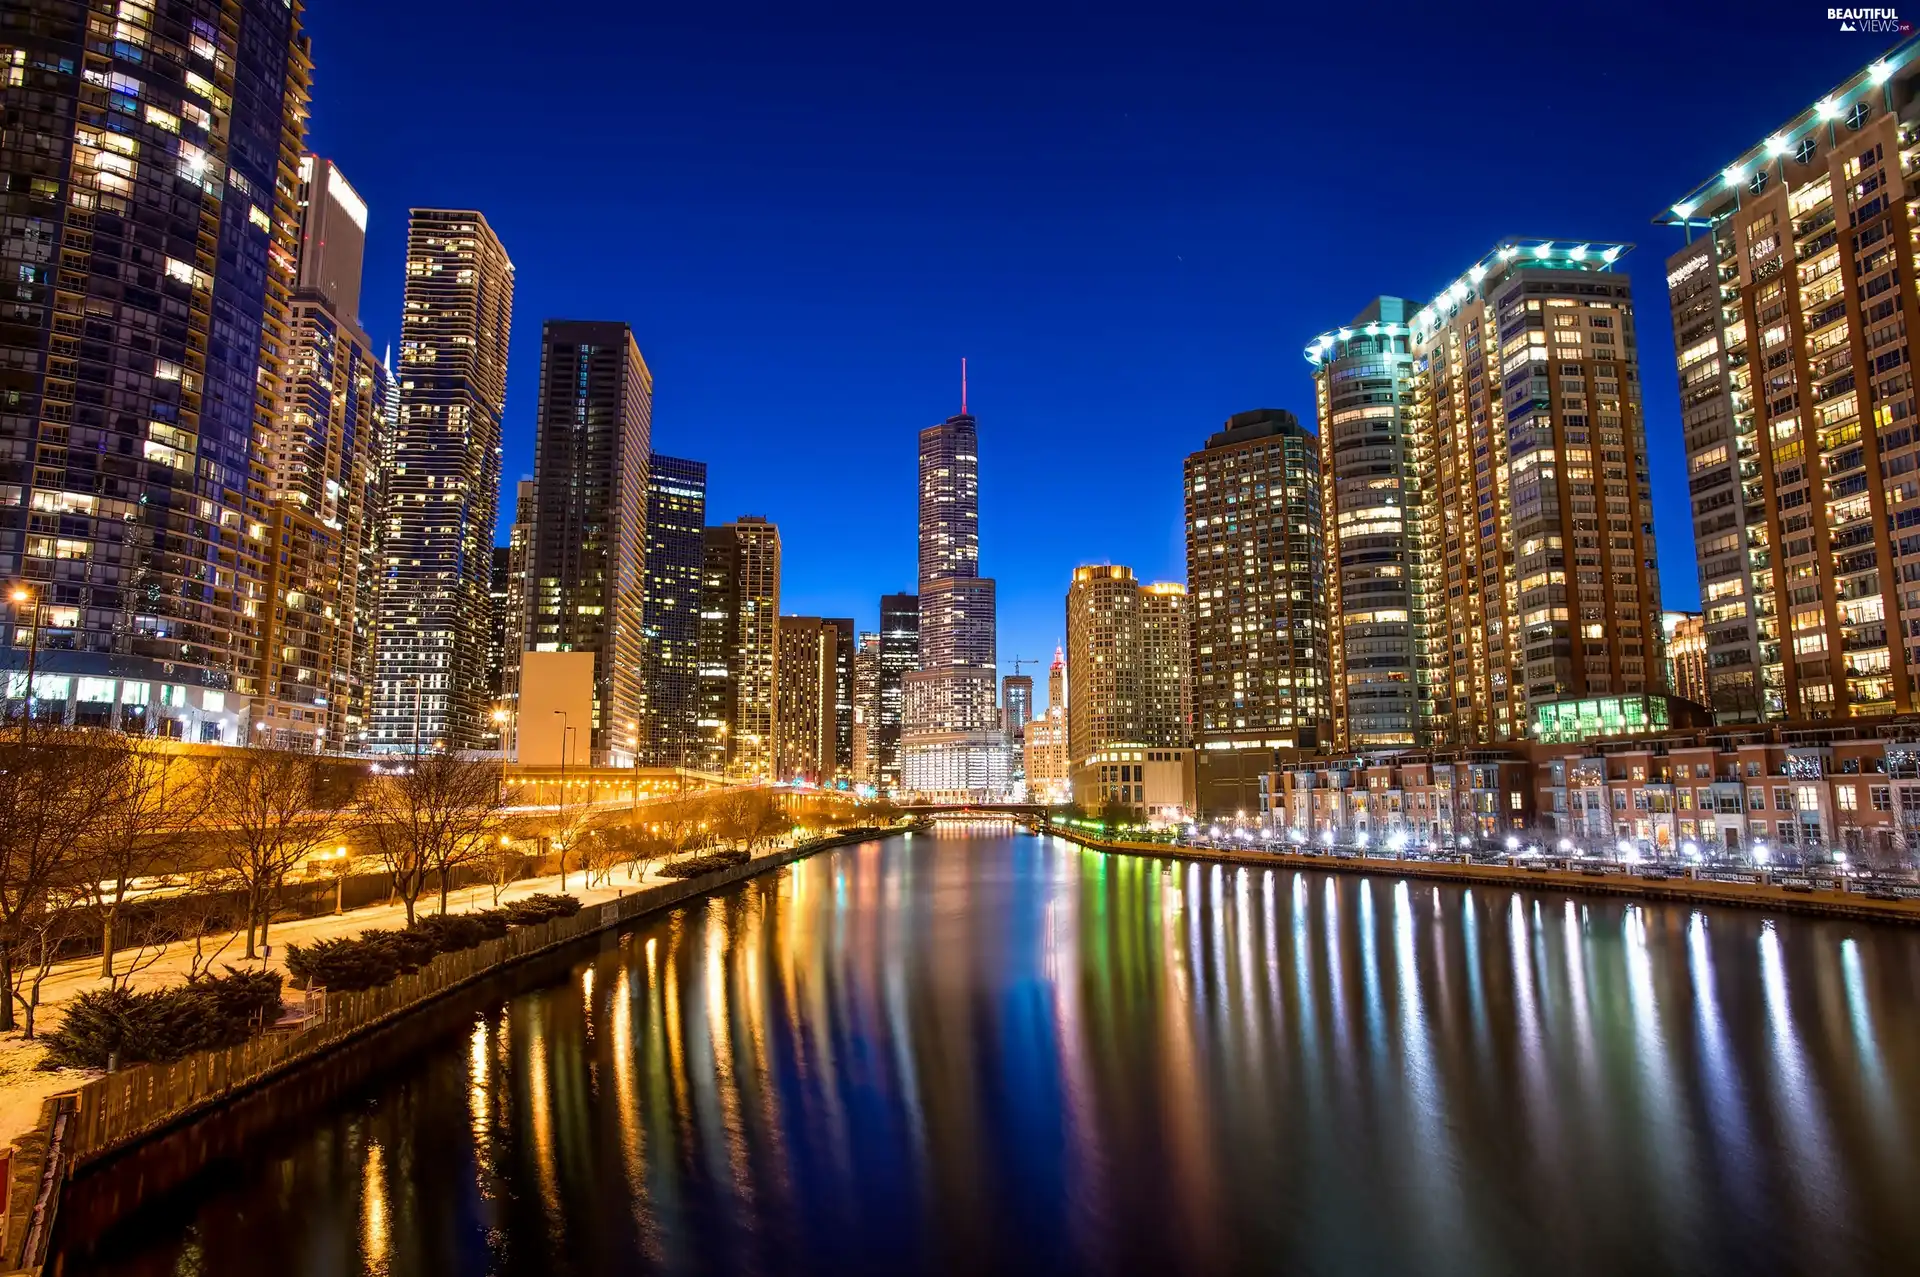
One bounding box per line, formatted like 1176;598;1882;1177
53;825;1920;1275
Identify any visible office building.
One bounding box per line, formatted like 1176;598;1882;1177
827;614;855;783
852;631;880;786
641;454;707;767
776;616;838;784
876;592;918;793
697;517;780;778
253;155;385;752
0;0;309;742
1661;44;1920;722
1664;610;1709;708
1024;648;1070;805
371;210;514;753
521;321;650;765
1064;565;1193;815
1003;673;1033;737
902;404;1012;799
1306;302;1432;749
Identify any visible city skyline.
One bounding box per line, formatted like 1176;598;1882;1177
300;1;1894;673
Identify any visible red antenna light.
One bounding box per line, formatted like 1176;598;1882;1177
961;356;968;415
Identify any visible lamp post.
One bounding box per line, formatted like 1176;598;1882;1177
329;846;350;914
553;709;573;889
9;585;41;730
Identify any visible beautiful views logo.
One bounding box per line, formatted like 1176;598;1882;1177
1829;7;1913;32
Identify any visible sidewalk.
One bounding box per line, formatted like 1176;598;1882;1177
0;853;730;1148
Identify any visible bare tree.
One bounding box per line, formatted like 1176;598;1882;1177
0;731;118;1030
545;785;598;892
713;787;759;850
358;754;505;922
749;792;792;850
206;747;343;958
82;739;210;978
7;885;90;1039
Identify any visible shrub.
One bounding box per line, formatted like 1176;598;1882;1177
357;928;439;974
468;910;512;940
410;912;489;954
42;969;285;1071
658;850;750;879
286;936;401;992
503;893;580;924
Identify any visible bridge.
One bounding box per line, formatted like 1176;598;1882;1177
898;802;1052;817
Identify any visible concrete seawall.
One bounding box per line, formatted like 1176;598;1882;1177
1036;825;1920;926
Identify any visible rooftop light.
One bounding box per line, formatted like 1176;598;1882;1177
1765;134;1789;157
1672;199;1698;219
1468;263;1488;282
1817;97;1843;120
1601;246;1620;263
1870;61;1893;85
1723;163;1745;186
1532;244;1552;259
1568;245;1587;261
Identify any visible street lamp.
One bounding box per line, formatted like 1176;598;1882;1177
328;846;350;914
9;585;42;729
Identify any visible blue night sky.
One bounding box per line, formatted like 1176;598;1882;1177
305;0;1883;690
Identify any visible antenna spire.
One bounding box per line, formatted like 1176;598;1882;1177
961;356;968;416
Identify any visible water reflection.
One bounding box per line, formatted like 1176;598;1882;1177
60;831;1920;1276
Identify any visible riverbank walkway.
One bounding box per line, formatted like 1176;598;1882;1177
0;849;792;1149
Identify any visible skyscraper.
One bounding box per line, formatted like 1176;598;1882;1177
1306;302;1432;749
1002;673;1034;736
876;592;918;793
1183;410;1328;752
697;517;781;778
521;321;650;765
486;545;510;745
852;630;880;786
641;454;707;767
1410;241;1663;743
776;616;838;784
1064;566;1193;816
372;211;513;753
1662;47;1920;722
0;0;309;743
1065;566;1190;763
827;615;855;784
498;478;534;757
901;402;1011;800
254;155;383;752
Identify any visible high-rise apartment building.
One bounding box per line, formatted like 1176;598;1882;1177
776;615;838;784
1661;46;1920;722
1064;566;1190;761
641;454;707;767
254;155;383;752
1064;566;1192;815
902;407;1011;799
520;321;650;766
1415;241;1663;742
497;478;533;756
697;517;780;778
1663;610;1710;708
372;210;513;753
876;592;918;793
826;615;855;783
1306;303;1432;749
1182;410;1328;752
852;630;880;786
0;0;309;743
485;545;510;745
1315;243;1666;746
